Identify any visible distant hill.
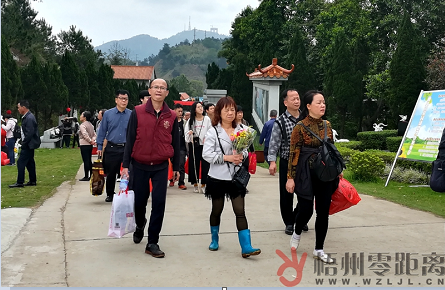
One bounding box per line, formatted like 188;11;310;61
95;29;229;60
152;38;228;84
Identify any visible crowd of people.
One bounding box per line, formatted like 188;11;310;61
4;80;340;264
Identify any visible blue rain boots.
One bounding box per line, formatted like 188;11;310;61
209;225;219;251
238;229;261;258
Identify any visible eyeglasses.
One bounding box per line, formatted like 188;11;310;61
117;97;129;101
150;86;167;91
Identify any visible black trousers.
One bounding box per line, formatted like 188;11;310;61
279;158;298;226
80;145;93;178
294;174;333;250
103;143;124;197
17;147;36;184
169;150;186;186
72;135;80;148
133;165;168;244
62;135;71;148
188;144;210;185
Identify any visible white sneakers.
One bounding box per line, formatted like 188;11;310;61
290;233;301;250
193;185;199;193
313;249;334;264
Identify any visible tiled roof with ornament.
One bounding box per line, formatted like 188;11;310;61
246;58;294;79
110;65;155;81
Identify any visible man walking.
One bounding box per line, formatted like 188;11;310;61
96;89;131;202
268;89;308;235
122;78;180;258
9;100;41;188
259;109;277;166
169;103;187;190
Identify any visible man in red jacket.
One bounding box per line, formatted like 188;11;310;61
122;78;180;258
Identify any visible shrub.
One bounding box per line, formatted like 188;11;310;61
349;151;385;181
337;147;358;163
386;136;403;152
382;165;429;184
365;150;433;173
335;140;362;150
357;130;398;150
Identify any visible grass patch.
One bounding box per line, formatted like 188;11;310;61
343;170;444;218
1;148;83;209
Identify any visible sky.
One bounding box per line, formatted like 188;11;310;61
30;0;261;47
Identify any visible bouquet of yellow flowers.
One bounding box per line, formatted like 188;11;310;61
230;127;257;154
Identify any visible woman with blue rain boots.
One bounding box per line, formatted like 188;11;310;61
202;97;261;258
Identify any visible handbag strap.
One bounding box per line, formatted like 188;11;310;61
214;127;233;173
299;120;327;142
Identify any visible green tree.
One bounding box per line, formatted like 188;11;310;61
57;25;102;69
324;30;361;138
1;0;57;62
60;51;82;108
205;62;220;89
426;42;445;90
388;13;426;125
1;36;23;112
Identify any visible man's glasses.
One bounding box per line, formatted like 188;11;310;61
117;97;129;101
150;86;167;91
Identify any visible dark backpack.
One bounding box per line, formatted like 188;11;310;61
300;121;346;182
12;121;21;139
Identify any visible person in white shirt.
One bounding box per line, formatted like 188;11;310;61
202;96;261;258
2;113;18;165
184;102;211;193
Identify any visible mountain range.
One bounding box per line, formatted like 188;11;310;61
94;29;229;61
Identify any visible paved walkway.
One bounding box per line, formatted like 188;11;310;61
1;165;444;287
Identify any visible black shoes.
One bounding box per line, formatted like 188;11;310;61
9;183;24;188
79;177;90;181
25;181;37;186
145;243;165;258
285;225;293;235
105;196;113;202
133;218;147;244
303;224;309;232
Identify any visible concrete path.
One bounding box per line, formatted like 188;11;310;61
1;165;444;287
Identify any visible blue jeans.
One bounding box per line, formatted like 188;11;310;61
6;138;16;164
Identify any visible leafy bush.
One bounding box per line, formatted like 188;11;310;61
382;165;429;184
335;140;362;150
357;130;398;150
365;150;432;173
386;136;403;152
349;151;385;181
337;147;358;163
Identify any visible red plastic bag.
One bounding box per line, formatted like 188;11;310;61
168;159;173;181
248;152;257;174
184;157;201;178
329;177;361;215
1;151;10;166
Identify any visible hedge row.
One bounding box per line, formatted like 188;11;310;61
337;147;432;174
356;130;398;150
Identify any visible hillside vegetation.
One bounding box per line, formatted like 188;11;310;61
150;38;227;85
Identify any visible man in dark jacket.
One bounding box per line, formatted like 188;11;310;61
10;100;41;188
122;78;180;258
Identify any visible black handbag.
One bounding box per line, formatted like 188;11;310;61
430;159;445;192
214;127;250;189
300;121;346;182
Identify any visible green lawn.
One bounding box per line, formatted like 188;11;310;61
1;148;83;209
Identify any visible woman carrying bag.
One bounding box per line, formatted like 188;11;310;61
286;90;340;264
78;111;96;181
185;101;211;193
202;96;260;258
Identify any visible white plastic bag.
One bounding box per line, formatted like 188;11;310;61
107;190;136;238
